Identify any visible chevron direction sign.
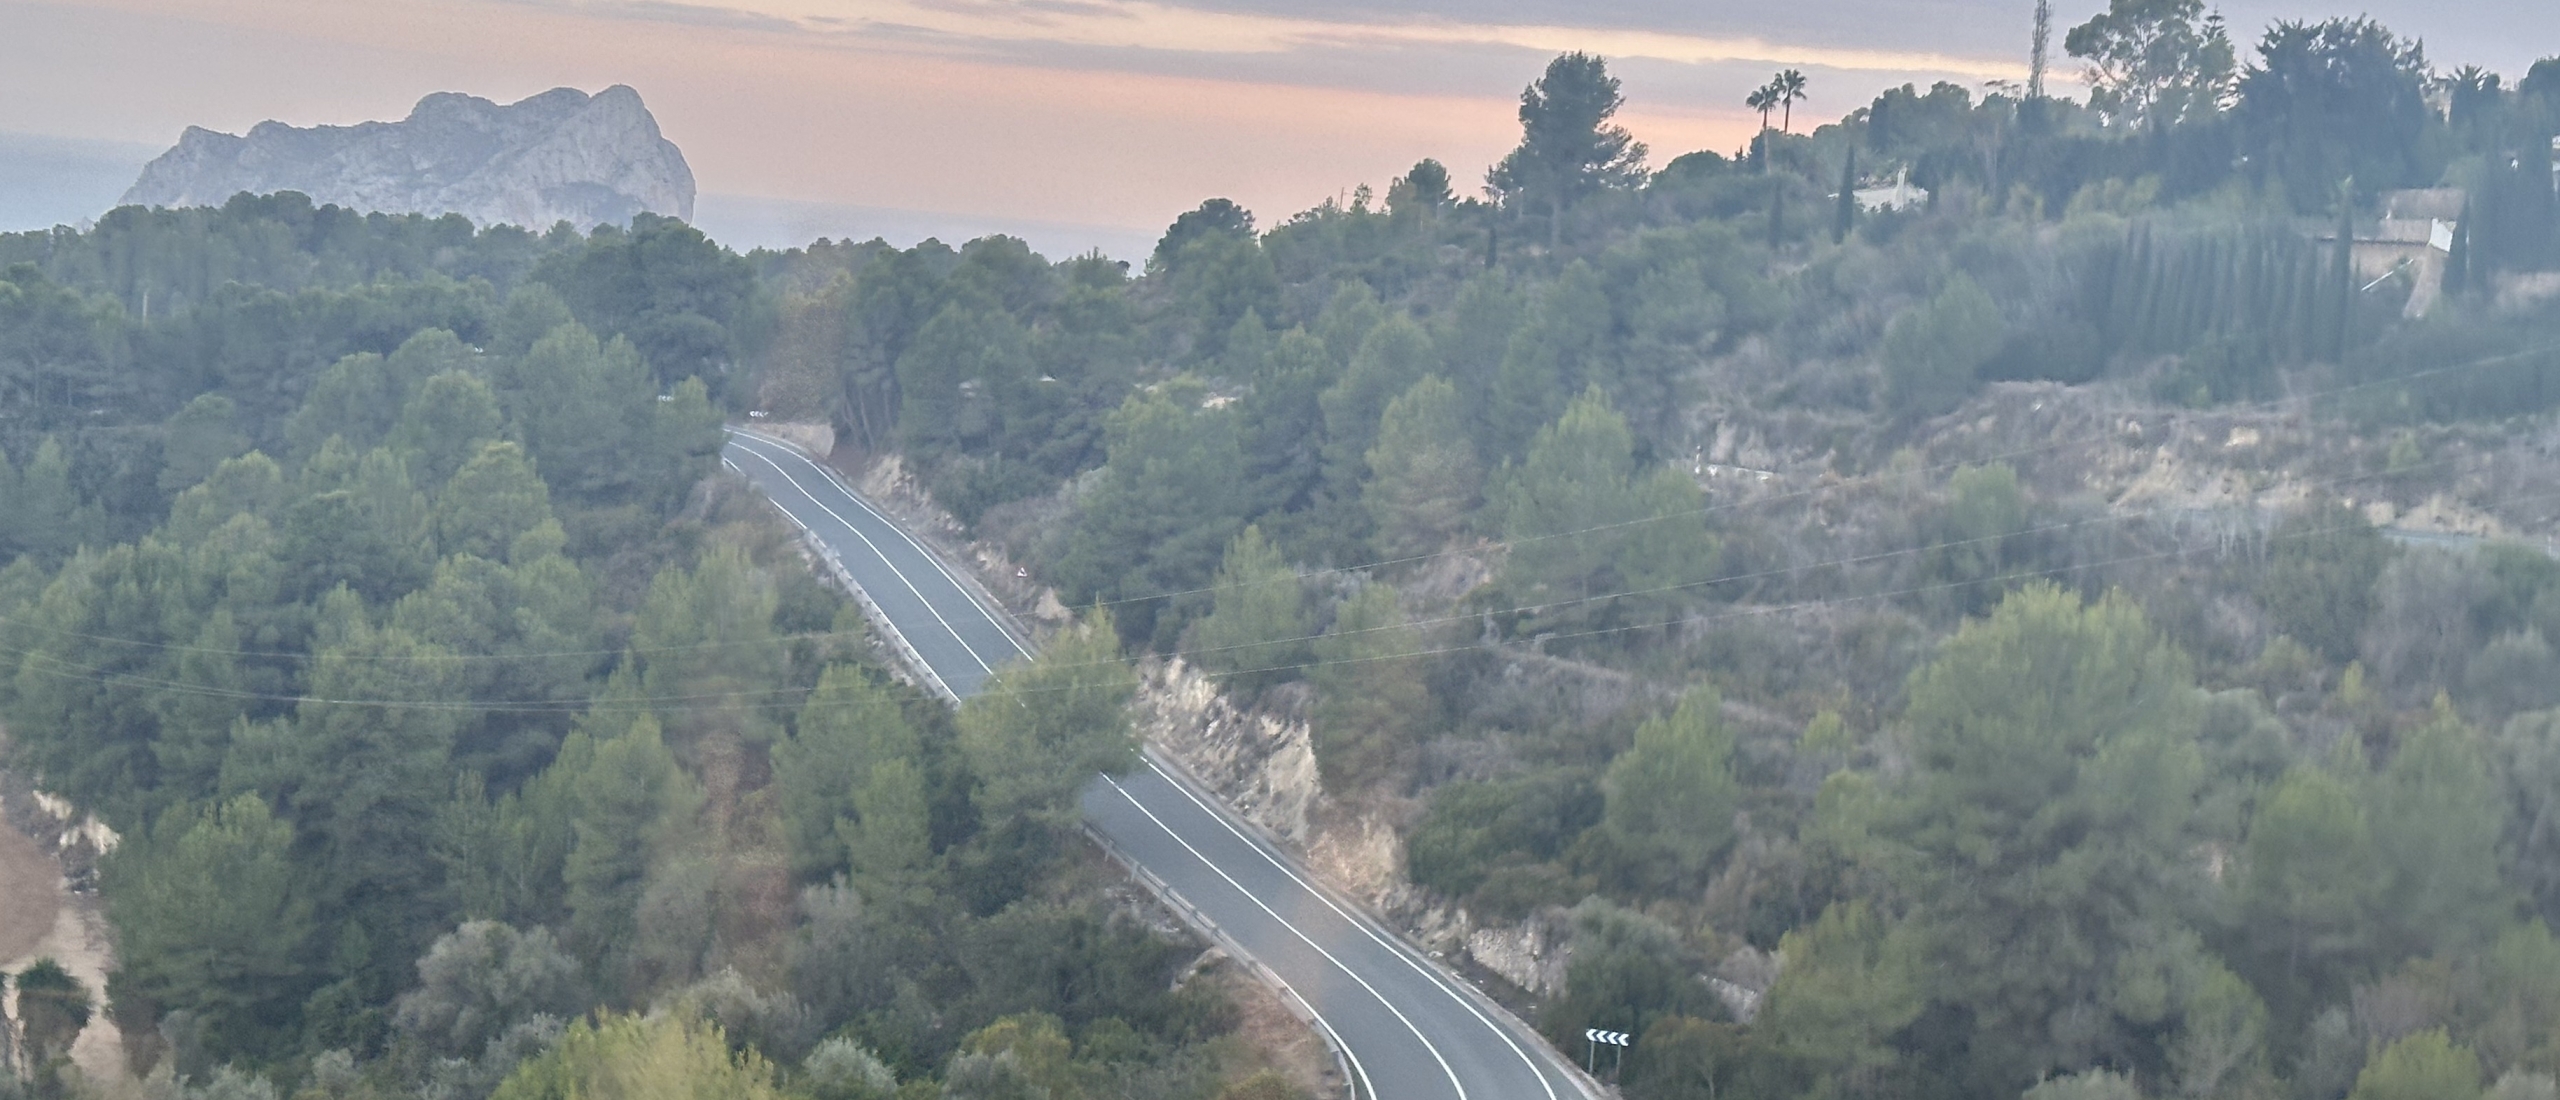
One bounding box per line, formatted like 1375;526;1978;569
1585;1028;1631;1047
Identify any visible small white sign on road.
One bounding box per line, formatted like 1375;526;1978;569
1585;1028;1630;1047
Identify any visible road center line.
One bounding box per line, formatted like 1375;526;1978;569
742;432;1035;662
726;429;1582;1099
1101;771;1453;1100
724;437;999;677
1141;755;1572;1100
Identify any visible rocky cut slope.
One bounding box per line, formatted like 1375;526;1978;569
120;85;694;230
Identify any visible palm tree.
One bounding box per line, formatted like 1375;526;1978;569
1775;69;1810;132
1747;84;1777;133
2443;65;2499;131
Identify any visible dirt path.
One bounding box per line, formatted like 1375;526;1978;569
0;821;58;964
0;771;126;1089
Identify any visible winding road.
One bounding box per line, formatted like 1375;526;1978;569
721;429;1589;1100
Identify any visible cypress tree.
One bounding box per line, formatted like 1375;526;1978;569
2331;191;2357;362
2444;201;2472;297
2303;246;2326;360
2104;227;2148;348
2221;233;2251;338
1835;148;1859;244
2172;237;2209;349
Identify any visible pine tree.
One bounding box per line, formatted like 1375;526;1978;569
1190;525;1311;692
1362;377;1482;564
100;795;315;1063
776;666;919;880
1834;148;1859;244
956;612;1137;831
562;709;700;997
1602;686;1741;891
1308;584;1427;792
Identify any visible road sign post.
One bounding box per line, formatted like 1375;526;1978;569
1584;1028;1631;1078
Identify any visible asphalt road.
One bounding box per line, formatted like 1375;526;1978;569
722;429;1589;1100
723;430;1028;697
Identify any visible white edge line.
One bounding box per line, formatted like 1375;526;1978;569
1301;997;1371;1100
738;431;1035;660
1140;753;1576;1100
1101;771;1448;1100
727;449;954;700
725;426;1569;1097
725;440;999;677
1091;822;1375;1100
728;429;1033;661
815;462;1034;661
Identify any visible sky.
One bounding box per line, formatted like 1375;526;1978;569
2;0;2552;256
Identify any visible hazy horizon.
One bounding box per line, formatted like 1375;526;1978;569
0;127;1164;260
5;0;2548;254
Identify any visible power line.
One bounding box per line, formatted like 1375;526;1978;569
7;338;2551;672
7;464;2540;717
0;439;2445;684
4;340;2556;709
1068;338;2560;611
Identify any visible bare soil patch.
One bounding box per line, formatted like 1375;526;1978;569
0;819;59;965
1;731;127;1089
1212;967;1338;1098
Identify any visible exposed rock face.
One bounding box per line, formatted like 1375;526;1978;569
121;86;694;230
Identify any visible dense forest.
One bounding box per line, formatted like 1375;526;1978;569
6;1;2560;1098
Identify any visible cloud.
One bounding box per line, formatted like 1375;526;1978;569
530;0;2028;83
600;0;807;31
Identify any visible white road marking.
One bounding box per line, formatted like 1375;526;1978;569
735;431;1035;662
1141;755;1571;1100
727;428;1585;1100
724;439;999;677
1102;771;1436;1100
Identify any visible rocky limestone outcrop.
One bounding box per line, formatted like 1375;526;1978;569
121;85;693;230
1135;659;1327;851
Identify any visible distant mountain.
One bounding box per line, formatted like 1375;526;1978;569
120;85;694;230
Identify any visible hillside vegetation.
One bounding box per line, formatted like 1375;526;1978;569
3;8;2560;1100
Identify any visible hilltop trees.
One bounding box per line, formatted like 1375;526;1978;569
1491;52;1648;246
2236;18;2438;209
1750;69;1811;134
529;214;759;387
2065;0;2238;129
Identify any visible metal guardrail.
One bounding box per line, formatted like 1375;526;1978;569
738;428;1040;655
803;535;959;706
728;428;1589;1100
1136;747;1612;1100
728;438;961;706
1085;822;1363;1100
